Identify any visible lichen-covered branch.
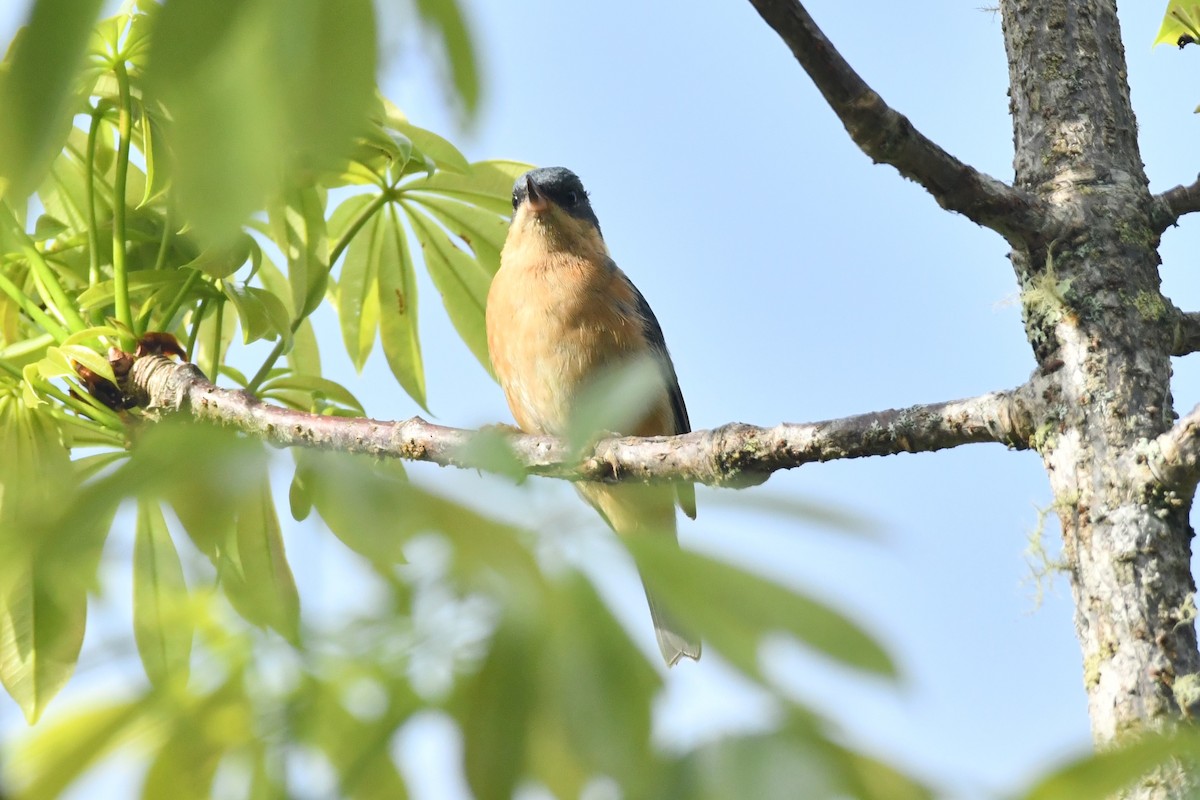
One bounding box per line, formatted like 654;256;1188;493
1145;403;1200;493
745;0;1043;247
1151;175;1200;232
1169;308;1200;357
123;355;1038;486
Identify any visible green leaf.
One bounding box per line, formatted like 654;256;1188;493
565;354;665;455
0;0;105;199
404;204;492;374
1155;2;1200;46
292;449;409;566
147;0;376;245
140;704;229;800
1020;729;1200;800
256;249;323;376
461;613;538;800
404;160;532;216
628;537;896;681
293;677;412;800
222;478;301;643
412;0;480;121
7;701;149;800
224;282;292;346
409;193;507;275
377;203;426;408
389;118;470;174
546;575;659;788
270;184;330;319
0;398;87;723
337;196;384;371
179;235;254;280
133;500;193;688
259;373;364;414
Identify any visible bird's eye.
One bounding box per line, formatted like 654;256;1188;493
512;191;520;211
565;191;579;207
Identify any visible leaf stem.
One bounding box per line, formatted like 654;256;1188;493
0;203;87;333
208;298;224;384
157;268;203;333
0;270;70;343
244;191;390;393
112;61;135;347
85;107;104;290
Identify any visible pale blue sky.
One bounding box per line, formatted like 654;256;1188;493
4;2;1200;798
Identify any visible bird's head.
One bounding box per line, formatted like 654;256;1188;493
508;167;605;254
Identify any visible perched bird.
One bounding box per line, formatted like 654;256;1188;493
486;166;701;666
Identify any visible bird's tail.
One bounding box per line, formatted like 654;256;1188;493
637;569;701;667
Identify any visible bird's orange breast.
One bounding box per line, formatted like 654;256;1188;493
487;232;657;437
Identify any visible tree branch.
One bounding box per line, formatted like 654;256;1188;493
122;355;1039;487
1169;306;1200;357
1151;174;1200;232
1143;403;1200;492
746;0;1043;247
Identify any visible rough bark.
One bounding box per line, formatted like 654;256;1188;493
747;0;1200;796
119;354;1038;486
998;0;1200;794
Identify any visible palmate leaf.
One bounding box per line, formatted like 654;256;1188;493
221;477;301;643
133;499;193;689
1156;1;1200;46
628;536;896;682
146;0;377;246
0;396;88;724
402;202;492;375
0;0;105;199
376;203;426;408
291;676;413;800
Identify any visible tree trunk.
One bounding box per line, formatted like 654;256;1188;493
1001;0;1199;794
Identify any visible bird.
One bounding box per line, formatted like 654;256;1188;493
486;166;701;666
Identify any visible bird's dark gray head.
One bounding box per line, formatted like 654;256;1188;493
512;167;602;235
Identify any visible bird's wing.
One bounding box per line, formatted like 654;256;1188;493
624;273;697;519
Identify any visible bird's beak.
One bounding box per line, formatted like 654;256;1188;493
525;175;549;213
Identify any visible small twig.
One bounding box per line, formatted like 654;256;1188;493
746;0;1043;246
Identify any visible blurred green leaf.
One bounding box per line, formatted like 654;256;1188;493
8;700;149;800
630;537;896;681
698;489;878;539
140;691;243;800
179;235;254;280
1020;729;1200;800
461;613;538;800
292;676;412;800
404;204;492;375
453;427;527;483
147;0;375;245
376;203;426;409
0;397;88;723
566;354;664;454
270;184;330;320
0;0;105;199
222;478;301;643
133;499;193;688
389;118;471;175
547;574;659;789
292;449;409;566
412;0;480;121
